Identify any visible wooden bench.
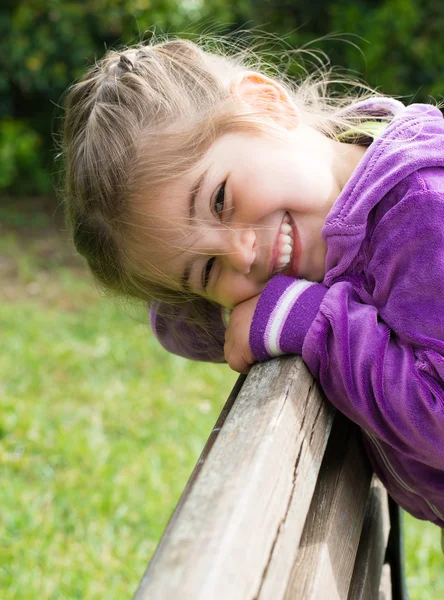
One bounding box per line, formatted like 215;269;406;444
133;356;408;600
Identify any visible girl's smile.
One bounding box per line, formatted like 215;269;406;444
270;212;301;278
145;125;366;309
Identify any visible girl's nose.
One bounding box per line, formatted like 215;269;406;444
222;228;257;274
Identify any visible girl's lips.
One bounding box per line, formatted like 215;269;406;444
282;213;301;277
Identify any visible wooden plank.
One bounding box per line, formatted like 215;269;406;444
133;356;335;600
256;385;339;600
379;564;392;600
284;413;373;600
149;373;246;545
347;477;390;600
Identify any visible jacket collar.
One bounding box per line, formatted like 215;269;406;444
323;101;444;283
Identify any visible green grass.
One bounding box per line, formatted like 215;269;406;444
1;293;236;599
404;514;444;599
0;202;443;598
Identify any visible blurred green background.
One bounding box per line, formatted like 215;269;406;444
1;1;444;598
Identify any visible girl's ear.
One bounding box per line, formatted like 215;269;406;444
230;71;300;129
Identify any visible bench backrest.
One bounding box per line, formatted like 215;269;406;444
133;356;391;600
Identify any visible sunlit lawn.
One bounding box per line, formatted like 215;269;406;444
0;200;442;599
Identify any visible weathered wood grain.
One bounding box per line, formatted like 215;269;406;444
379;564;392;600
133;356;335;600
133;356;394;600
256;376;337;600
348;477;390;600
284;413;373;599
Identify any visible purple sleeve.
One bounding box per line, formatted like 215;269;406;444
150;299;226;363
250;276;328;360
302;280;444;466
250;186;444;469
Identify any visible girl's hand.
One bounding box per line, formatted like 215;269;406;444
224;294;261;373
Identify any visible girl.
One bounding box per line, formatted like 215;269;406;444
62;37;444;534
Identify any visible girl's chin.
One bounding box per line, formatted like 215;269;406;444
302;268;326;283
300;253;326;283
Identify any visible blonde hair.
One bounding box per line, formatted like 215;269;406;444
61;35;382;308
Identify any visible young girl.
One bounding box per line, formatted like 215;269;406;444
62;37;444;534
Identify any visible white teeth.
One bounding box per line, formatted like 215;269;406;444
276;256;290;268
280;233;292;244
274;213;294;273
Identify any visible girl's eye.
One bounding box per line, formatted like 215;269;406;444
213;182;225;216
202;181;225;290
202;257;215;290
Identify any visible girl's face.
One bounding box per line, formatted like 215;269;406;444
146;124;365;309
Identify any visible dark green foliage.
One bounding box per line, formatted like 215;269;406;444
1;0;206;195
247;0;444;100
2;0;444;195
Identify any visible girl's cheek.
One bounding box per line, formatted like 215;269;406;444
211;281;237;309
213;288;235;310
209;278;231;309
216;280;264;310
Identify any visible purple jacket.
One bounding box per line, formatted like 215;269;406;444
151;100;444;526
